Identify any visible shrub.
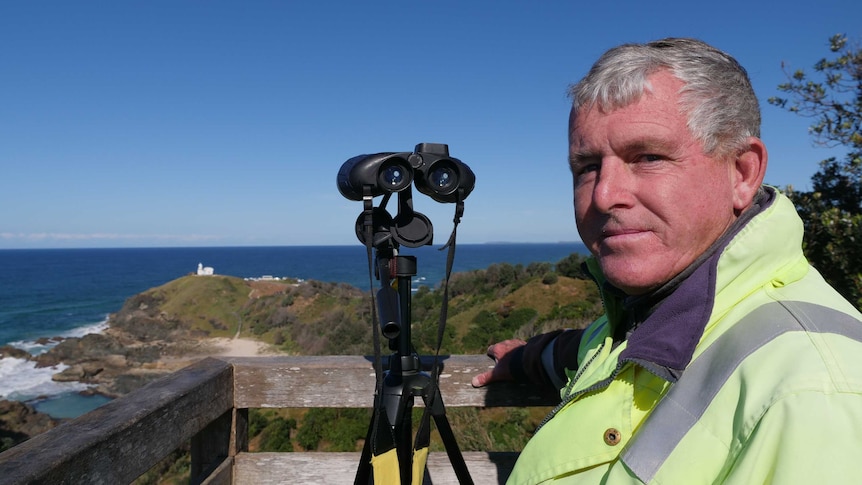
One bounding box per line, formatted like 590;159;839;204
541;272;559;285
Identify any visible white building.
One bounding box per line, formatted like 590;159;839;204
197;263;214;276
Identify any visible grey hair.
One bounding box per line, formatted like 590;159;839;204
569;38;761;156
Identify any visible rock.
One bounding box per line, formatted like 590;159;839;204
50;362;104;383
0;345;30;360
102;354;128;367
33;337;64;346
35;333;122;368
52;364;84;382
0;400;59;452
81;362;104;379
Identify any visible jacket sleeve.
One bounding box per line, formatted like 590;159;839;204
507;328;586;394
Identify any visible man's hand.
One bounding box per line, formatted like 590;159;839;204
471;338;527;387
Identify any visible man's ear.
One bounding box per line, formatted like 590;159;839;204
732;137;768;213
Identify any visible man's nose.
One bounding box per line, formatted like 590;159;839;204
591;159;634;213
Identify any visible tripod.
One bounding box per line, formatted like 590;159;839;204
355;245;473;485
338;142;475;483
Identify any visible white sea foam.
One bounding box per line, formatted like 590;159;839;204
1;318;106;402
7;317;109;355
0;357;89;401
64;318;110;338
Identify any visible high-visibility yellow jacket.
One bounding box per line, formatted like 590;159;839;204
508;188;862;484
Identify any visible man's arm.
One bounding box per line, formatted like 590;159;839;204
471;329;586;394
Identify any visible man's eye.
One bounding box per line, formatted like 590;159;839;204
571;158;600;175
571;164;598;180
638;154;663;163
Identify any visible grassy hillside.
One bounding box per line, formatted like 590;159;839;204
149;275;251;337
114;254;602;358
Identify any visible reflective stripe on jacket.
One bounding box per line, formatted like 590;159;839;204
508;190;862;484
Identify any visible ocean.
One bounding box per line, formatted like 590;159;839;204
0;243;586;417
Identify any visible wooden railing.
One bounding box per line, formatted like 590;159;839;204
0;355;557;484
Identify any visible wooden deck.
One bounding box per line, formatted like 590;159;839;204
0;355;557;484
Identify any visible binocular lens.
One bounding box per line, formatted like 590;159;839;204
377;160;411;192
381;166;405;187
429;166;456;190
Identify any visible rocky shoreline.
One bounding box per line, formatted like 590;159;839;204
0;333;267;452
0;281;273;452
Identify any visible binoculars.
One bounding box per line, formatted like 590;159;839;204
337;143;475;204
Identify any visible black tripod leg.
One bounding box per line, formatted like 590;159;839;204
354;416;375;485
428;389;474;485
393;391;415;485
356;402;398;485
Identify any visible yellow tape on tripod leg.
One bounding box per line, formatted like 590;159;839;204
371;449;401;485
411;447;429;485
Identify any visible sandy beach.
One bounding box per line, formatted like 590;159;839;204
207;337;270;357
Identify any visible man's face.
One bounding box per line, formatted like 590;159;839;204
569;71;738;295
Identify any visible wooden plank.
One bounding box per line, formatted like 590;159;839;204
199;456;233;485
224;355;558;409
233;451;518;485
0;358;234;485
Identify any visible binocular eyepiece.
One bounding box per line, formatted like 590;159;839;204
337;143;475;204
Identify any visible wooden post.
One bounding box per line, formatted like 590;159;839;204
190;409;232;484
232;407;249;454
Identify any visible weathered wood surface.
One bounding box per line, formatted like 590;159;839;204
0;358;234;485
224;355;559;409
233;451;518;485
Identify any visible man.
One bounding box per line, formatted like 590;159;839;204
472;38;862;484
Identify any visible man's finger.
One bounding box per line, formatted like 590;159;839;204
471;370;493;388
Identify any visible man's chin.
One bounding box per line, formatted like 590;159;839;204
599;258;661;295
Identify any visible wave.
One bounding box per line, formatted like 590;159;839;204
0;317;108;404
0;357;90;401
6;316;109;355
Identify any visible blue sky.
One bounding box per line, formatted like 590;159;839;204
2;1;859;249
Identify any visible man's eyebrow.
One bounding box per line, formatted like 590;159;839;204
621;137;679;154
568;150;600;165
568;137;678;166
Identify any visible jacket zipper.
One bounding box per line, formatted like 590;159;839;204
532;261;630;432
534;340;619;432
